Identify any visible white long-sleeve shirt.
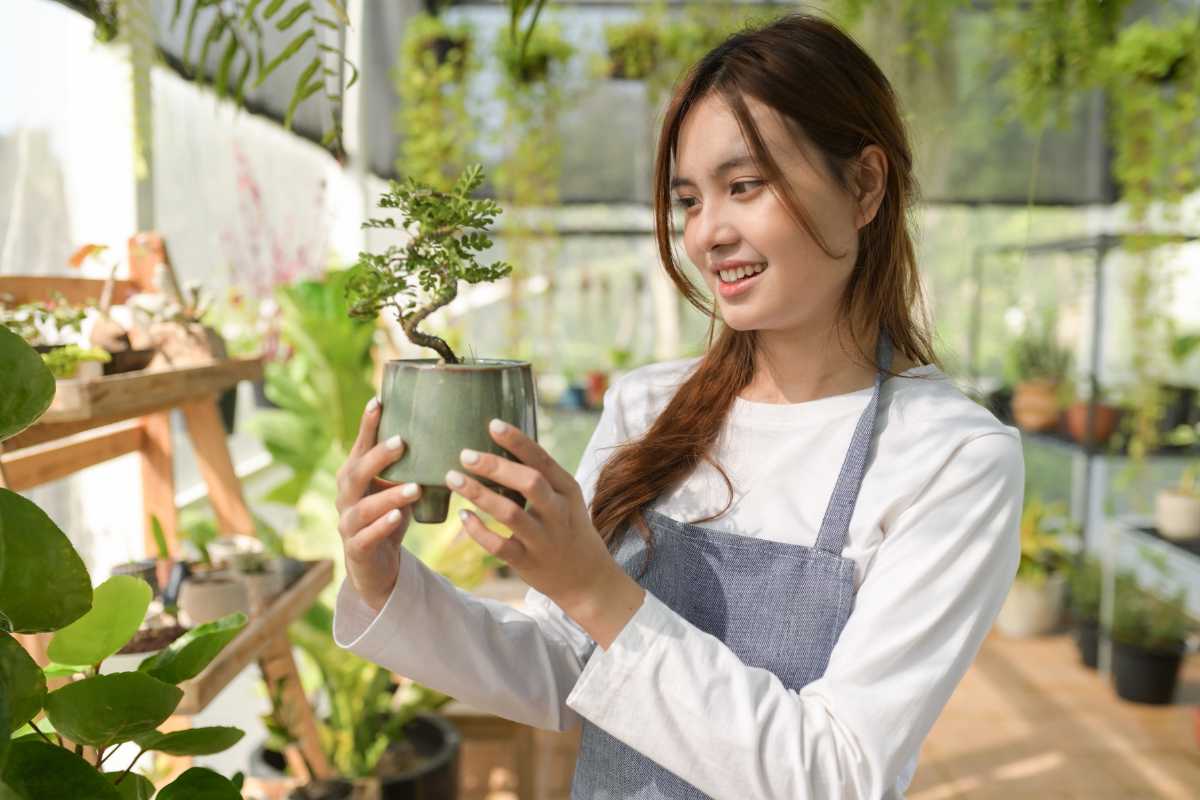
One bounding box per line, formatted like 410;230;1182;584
333;358;1024;799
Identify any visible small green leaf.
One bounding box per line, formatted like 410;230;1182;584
0;489;92;634
157;767;243;799
106;772;155;800
136;725;243;756
263;0;288;19
255;29;315;87
44;672;182;748
0;635;45;734
137;613;246;685
1;741;120;799
275;1;312;31
48;576;152;667
0;325;54;442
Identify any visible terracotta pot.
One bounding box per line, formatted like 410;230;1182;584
1155;489;1200;541
1065;402;1121;446
585;370;608;408
178;571;249;625
995;573;1066;637
1012;380;1061;431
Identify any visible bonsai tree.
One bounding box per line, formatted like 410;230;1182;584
345;164;513;365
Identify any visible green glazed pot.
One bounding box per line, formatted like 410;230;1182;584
378;358;538;523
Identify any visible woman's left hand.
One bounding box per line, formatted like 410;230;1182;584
446;419;644;641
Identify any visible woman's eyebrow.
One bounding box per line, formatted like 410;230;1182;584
670;154;757;190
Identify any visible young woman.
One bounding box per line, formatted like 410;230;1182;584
333;12;1023;799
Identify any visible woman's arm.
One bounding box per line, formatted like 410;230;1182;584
563;431;1024;799
332;377;633;730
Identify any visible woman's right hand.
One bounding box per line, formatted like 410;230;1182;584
335;396;423;613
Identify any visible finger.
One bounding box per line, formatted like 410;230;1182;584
486;419;577;496
458;508;526;563
339;482;421;540
348;505;409;555
347;433;407;499
445;468;536;535
457;447;555;510
350;396;382;459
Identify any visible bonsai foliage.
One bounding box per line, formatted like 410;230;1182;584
0;326;248;797
346;164;513;364
1016;496;1076;584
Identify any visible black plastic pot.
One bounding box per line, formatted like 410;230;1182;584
252;377;279;409
219;387;238;434
290;779;354;800
1111;639;1185;705
1072;618;1100;669
375;714;461;800
249;744;288;779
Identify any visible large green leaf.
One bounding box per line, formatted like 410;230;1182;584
0;666;9;771
0;489;92;634
137;612;246;685
106;772;155;800
0;636;44;734
0;325;55;443
44;672;182;748
135;725;243;756
1;740;120;799
157;767;243;799
48;576;153;667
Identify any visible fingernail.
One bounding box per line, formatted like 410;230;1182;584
489;419;508;435
366;397;380;413
445;470;465;488
460;448;479;465
402;483;419;498
459;509;470;522
386;509;401;523
386;435;403;450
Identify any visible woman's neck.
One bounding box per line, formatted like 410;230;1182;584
739;325;918;405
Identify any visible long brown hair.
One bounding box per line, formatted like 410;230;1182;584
588;12;939;565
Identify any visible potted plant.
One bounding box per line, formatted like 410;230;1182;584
996;497;1075;636
1160;324;1200;434
1109;558;1195;705
1066;554;1103;668
0;323;248;797
1005;320;1073;432
1155;464;1200;541
601;17;664;81
345;163;537;524
1063;376;1123;447
39;344;112;380
231;550;285;614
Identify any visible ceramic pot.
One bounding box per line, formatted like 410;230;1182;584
1155;489;1200;541
239;567;286;614
1065;402;1121;446
995;573;1066;637
378;359;537;524
1012;380;1061;432
178;571;249;625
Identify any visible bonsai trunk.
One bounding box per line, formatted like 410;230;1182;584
402;284;459;364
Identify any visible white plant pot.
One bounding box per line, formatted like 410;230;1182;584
1155;489;1200;541
178;571;249;626
996;573;1066;637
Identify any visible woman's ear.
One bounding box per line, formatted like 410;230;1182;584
853;145;888;229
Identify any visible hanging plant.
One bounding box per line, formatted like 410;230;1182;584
396;13;478;192
602;17;664;81
492;21;574;355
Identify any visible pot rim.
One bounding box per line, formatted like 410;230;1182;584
384;358;530;371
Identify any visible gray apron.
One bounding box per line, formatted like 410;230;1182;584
570;333;895;799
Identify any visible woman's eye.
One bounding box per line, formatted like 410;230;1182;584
672;181;762;210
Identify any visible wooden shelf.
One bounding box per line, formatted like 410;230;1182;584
175;559;334;715
42;357;264;424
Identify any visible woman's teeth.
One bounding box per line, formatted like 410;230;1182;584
719;263;767;283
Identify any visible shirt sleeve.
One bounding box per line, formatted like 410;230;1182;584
331;378;633;731
564;431;1024;800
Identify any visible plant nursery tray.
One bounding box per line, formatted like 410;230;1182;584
174;558;333;715
40;357;264;424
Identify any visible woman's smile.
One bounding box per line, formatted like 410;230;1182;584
716;262;768;298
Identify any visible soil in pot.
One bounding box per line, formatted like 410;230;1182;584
374;714;461;800
289;779;355;800
1072;618;1100;669
117;620;188;655
1111;639;1184;705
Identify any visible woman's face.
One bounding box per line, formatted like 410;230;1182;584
671;93;882;337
